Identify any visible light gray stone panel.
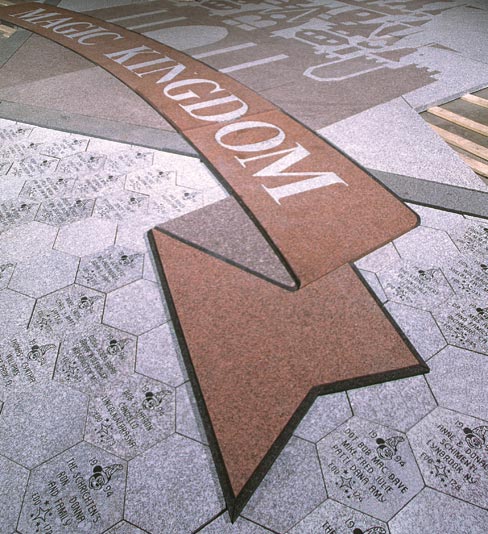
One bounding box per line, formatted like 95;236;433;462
348;376;437;433
0;176;26;203
104;279;168;335
94;192;148;221
0;221;58;263
54;217;117;257
294;392;352;443
0;331;60;393
426;346;488;422
355;244;401;274
147;186;204;223
35;197;95;226
142;252;157;282
243;437;327;533
85;374;175;460
17;441;126;534
125;434;224;533
317;417;424;522
57;151;107;177
0;123;34;146
385;301;446;361
288;499;389;534
199;514;272;533
136;323;187;388
444;256;488;301
0;381;87;469
9;153;60;179
389;488;488;534
0;262;15;290
9;250;79;298
20;174;76;202
73;171;126;196
115;213;162;253
54;325;136;395
409;407;488;509
37;136;89;159
0;289;35;336
0;455;29;534
105;521;147;534
76;245;144;293
446;218;488;262
176;381;208;446
125;167;176;195
0;198;39;233
30;285;105;338
358;270;388;304
103;149;153;176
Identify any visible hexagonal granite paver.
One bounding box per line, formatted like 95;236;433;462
0;331;60;393
9;153;59;178
427;346;488;421
0;221;58;263
348;376;437;433
200;514;272;533
30;285;105;338
73;171;126;196
147;185;203;222
104;280;168;335
446;219;488;261
0;454;30;534
85;374;175;460
294;392;352;443
94;192;148;221
125;434;224;533
76;245;144;293
389;488;488;534
125;166;176;195
0;382;87;469
136;323;187;387
318;417;424;522
0;198;39;233
244;437;327;533
105;521;147;534
57;151;106;177
176;382;208;446
103;149;153;176
55;218;117;257
287;499;389;534
408;407;488;508
444;255;488;301
0;262;15;290
55;325;136;395
0;289;35;336
19;174;76;202
17;442;126;534
35;197;95;226
9;250;79;298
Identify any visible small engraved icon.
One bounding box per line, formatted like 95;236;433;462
376;436;404;460
27;344;56;365
30;501;53;533
89;463;123;490
142;390;169;410
353;527;387;534
418;268;438;281
118;253;139;266
78;295;102;311
463;426;488;451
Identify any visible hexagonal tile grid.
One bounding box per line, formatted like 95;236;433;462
17;441;126;534
0;454;29;534
55;217;117;257
0;289;35;336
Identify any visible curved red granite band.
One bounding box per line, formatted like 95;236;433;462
0;3;427;521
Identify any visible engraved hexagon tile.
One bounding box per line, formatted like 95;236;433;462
76;245;144;293
147;185;204;222
0;290;35;336
9;250;79;298
0;199;39;233
426;346;488;421
125;434;224;533
0;382;87;469
30;285;105;338
9;154;59;178
446;219;488;261
17;442;126;534
347;376;437;433
54;325;136;395
408;407;488;509
19;175;76;202
73;171;126;196
0;124;34;145
389;488;488;534
0;262;15;290
105;521;147;534
35;197;95;226
57;152;106;177
287;499;389;534
317;417;424;521
0;455;29;534
84;374;175;460
243;437;327;533
94;192;148;221
104;149;153;175
199;514;272;533
104;280;168;335
125;167;176;195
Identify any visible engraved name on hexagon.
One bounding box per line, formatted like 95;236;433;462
104;150;153;175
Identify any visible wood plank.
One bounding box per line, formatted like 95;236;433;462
0;23;15;37
427;106;488;137
462;93;488;109
430;124;488;160
459;153;488;178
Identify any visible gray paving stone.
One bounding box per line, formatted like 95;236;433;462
55;325;136;395
358;270;388;304
426;346;488;422
244;437;326;533
317;417;424;522
125;434;224;533
9;153;60;179
446;218;488;262
103;149;153;176
0;454;30;534
176;381;208;446
115;213;162;253
0;289;35;336
409;407;488;509
147;185;204;223
17;441;126;534
9;250;79;298
0;198;39;233
385;301;446;361
0;221;58;263
287;499;389;534
73;171;126;196
57;151;107;177
412;204;466;231
105;521;147;534
19;174;76;202
348;376;437;433
36;197;95;226
142;252;157;283
54;217;117;257
85;373;175;460
30;285;105;338
200;514;272;533
0;331;60;393
444;255;488;301
432;296;488;355
294;392;352;443
0;262;15;290
355;243;401;274
0;176;26;203
76;245;144;293
94;192;148;221
104;279;168;335
136;323;187;388
389;487;488;534
125;167;176;196
0;381;87;469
